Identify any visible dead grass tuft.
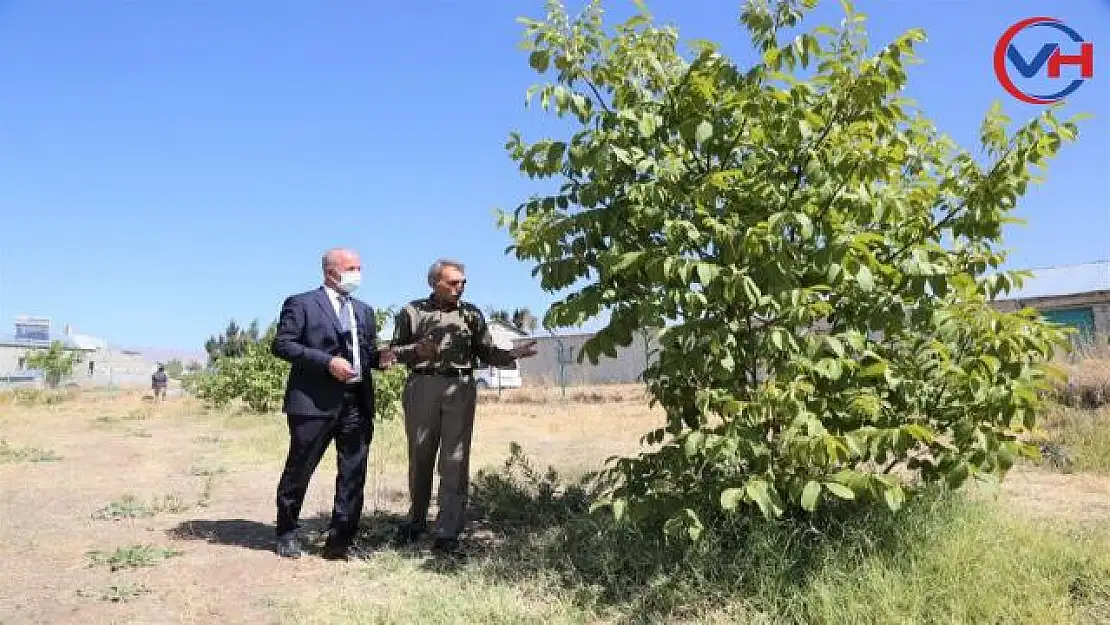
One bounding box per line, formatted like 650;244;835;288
1050;342;1110;409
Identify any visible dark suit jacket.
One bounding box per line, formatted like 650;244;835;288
271;286;383;418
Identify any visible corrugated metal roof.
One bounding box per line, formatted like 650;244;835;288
1000;260;1110;300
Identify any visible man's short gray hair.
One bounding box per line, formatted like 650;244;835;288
321;247;352;272
428;258;465;287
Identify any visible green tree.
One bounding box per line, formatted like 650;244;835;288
499;0;1083;534
512;307;539;333
486;308;513;325
24;341;81;389
164;359;184;379
203;319;261;364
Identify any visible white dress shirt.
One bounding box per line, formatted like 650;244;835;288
323;285;361;383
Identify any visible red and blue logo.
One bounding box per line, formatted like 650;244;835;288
994;17;1094;105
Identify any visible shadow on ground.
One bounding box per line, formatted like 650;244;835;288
167;518;283;551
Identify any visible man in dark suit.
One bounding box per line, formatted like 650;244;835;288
271;247;396;560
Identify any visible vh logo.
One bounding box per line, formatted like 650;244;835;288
994;17;1094;104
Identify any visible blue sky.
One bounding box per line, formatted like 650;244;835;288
0;0;1107;355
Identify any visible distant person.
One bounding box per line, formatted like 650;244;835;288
151;365;168;401
88;360;95;376
389;258;537;554
270;247;396;560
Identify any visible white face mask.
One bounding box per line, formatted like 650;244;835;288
337;270;361;294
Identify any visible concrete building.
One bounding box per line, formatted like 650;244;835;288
512;329;658;387
0;315;160;388
992;260;1110;344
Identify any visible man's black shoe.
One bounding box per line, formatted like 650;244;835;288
431;536;461;555
393;522;427;546
321;530;351;560
276;532;301;559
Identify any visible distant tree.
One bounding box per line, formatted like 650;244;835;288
24;341;81;389
164;359;185;379
487;308;512;325
204;318;263;364
511;308;539;333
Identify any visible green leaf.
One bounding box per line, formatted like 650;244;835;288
720;487;744;511
528;50;550;72
857;265;874;292
696;263;720;285
684;430;706;457
695;120;713;145
946;462;971;489
860;361;888;378
800;480;822;512
883;484;905;511
746;479;781;518
824;482;855;500
611;251;646;273
611;498;628;522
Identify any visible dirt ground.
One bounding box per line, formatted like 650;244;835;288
0;388;1107;625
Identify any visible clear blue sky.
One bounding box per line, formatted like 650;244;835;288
0;0;1107;354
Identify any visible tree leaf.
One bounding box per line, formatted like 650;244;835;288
720;487;744;511
824;482;855;500
696;263;720;285
857;265;874;292
695;120;713;145
800;480;822;512
883;484;905;511
745;479;781;518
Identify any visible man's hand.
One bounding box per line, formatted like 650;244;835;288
328;357;357;382
378;347;397;369
510;340;538;359
414;337;438;361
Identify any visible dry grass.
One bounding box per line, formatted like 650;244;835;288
477;383;651;406
1051;342;1110;409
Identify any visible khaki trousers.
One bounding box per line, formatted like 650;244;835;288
402;372;477;539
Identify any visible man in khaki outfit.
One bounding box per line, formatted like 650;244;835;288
389;258;537;554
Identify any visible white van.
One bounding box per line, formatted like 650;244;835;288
475;363;523;389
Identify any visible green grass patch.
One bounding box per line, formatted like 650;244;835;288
86;545;183;571
93;493;192;520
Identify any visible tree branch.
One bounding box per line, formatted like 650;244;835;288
882;143;1018;265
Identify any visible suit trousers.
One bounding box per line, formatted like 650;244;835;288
402;373;477;539
275;389;372;543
